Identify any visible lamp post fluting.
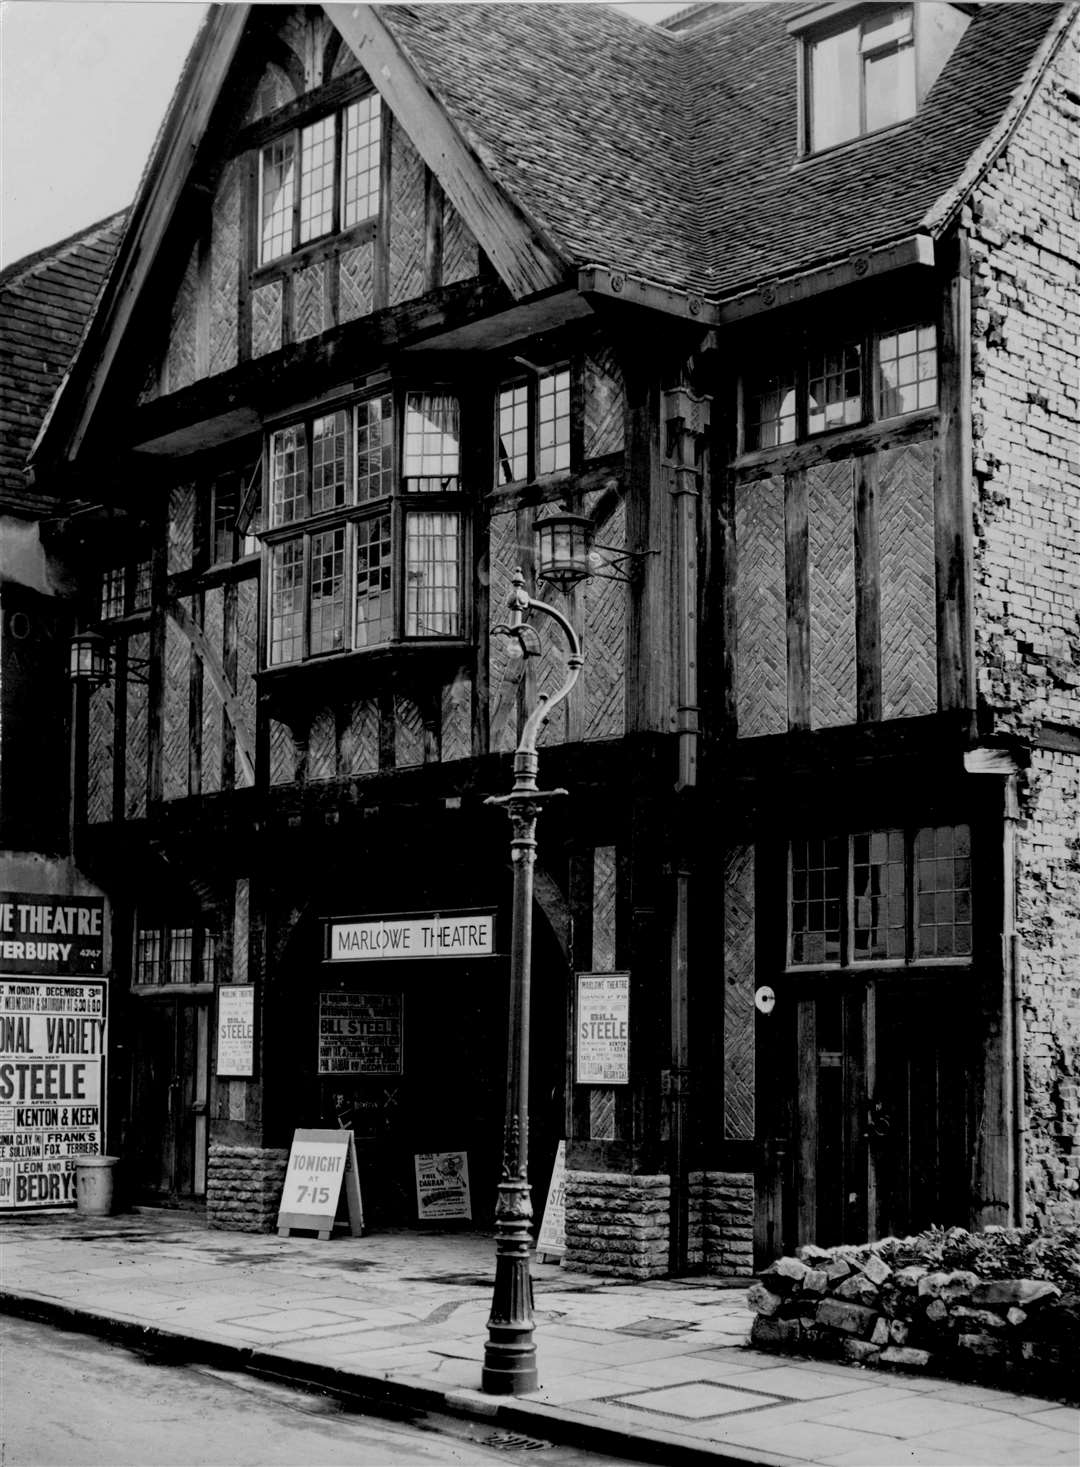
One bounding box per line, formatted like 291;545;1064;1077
482;568;583;1396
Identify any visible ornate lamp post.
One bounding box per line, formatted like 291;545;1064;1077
482;539;586;1396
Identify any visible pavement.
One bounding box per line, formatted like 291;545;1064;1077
1;1210;1077;1467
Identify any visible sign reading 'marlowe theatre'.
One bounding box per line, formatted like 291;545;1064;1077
0;895;104;976
327;912;495;963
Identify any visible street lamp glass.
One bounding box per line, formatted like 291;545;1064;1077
69;631;111;686
534;513;592;591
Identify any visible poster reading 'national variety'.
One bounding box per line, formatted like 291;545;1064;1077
0;978;106;1210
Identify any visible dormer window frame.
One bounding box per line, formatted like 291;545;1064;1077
792;2;972;158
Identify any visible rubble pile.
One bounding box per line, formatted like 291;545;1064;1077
747;1226;1080;1401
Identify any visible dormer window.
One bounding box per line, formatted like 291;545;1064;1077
807;6;914;151
258;94;381;266
796;3;972;155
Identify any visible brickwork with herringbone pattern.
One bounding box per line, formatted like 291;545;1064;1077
162;609;190;803
389;121;425;307
86;683;114;824
735;474;787;737
808;460;857;729
879;442;937;720
592;846;617;972
269;719;297;785
125;633;150;819
584;346;625;459
488;511;524;753
251;280;283;359
442;203;479;286
589;1089;616;1140
233;579;257;788
168;484;195;575
583;494;626;740
338;242;374;323
394;693;425;767
723;844;755;1142
293;260;328;342
201;589;224;794
308;706;337;780
163;245;198;394
209;158;241;376
441;669;472;761
340;699;379;775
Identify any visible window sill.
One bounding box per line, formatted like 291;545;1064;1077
793;116;915;169
734;407;936;474
252;216;378;282
131;983;215;998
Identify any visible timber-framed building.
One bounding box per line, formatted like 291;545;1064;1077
3;1;1078;1271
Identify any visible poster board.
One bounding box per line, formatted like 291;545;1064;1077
414;1151;471;1221
537;1140;566;1260
0;977;107;1211
277;1128;363;1239
0;894;104;975
318;991;402;1075
575;973;630;1084
216;986;255;1077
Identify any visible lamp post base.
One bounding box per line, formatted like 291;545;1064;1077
483;1184;538;1394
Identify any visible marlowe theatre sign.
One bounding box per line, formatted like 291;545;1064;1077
327;912;495;962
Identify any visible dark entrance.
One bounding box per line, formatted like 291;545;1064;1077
129;996;209;1201
758;973;973;1257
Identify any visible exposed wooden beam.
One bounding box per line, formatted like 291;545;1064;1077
935;228;975;713
33;6;253;470
167;596;256;785
715;235;935;325
323;4;568;300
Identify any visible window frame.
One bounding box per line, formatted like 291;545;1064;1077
802;4;916;155
494;364;573;488
261;385;469;668
133;916;220;989
739;317;937;457
254;87;384;272
785;823;974;974
97;552;152;623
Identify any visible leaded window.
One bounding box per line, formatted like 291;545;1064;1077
743;323;936;452
496;367;571;485
134;919;220;987
788;824;973;968
265;389;465;666
258;94;382;266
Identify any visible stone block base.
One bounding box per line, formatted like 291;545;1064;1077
689;1170;755;1277
565;1171;670;1278
207;1144;289;1233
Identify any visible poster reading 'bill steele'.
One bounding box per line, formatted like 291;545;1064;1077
0;978;107;1210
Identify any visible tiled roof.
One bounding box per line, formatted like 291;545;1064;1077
378;3;706;289
686;1;1064;295
381;1;1066;297
0;213;125;512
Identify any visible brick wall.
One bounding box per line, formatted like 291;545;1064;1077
207;1145;289;1232
968;21;1080;1227
689;1171;755;1278
564;1172;670;1278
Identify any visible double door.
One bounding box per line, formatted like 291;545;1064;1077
130;997;210;1201
757;974;972;1258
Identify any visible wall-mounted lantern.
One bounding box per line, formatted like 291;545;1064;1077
68;631;111;688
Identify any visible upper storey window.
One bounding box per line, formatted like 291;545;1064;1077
742;321;936;453
808;7;914;151
265;389;464;666
496;367;571;486
259;94;381;265
797;3;972;155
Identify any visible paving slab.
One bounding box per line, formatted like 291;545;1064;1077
1;1208;1076;1467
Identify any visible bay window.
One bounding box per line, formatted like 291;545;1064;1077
265;389;465;666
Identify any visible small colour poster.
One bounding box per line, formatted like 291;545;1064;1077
414;1150;471;1221
575;972;630;1084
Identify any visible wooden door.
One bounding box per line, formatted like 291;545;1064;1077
130;998;209;1201
761;974;972;1258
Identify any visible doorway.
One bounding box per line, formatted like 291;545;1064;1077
129;997;209;1202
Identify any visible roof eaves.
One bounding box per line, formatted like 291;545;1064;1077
922;1;1077;237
